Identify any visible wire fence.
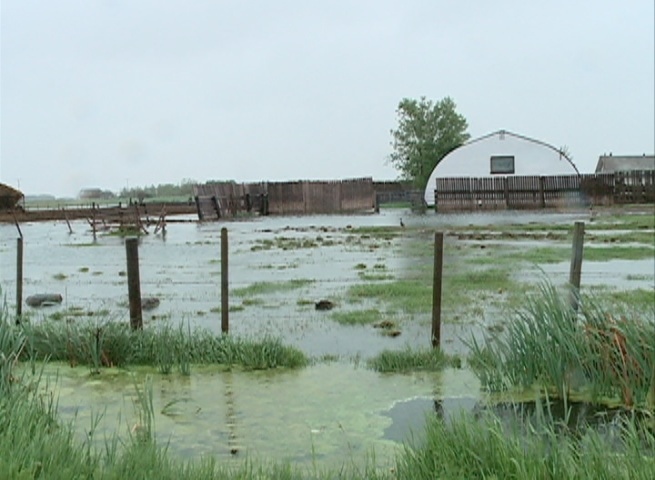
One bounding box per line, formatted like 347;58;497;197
1;211;652;358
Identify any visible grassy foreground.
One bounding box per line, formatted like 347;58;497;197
2;290;654;478
2;369;653;479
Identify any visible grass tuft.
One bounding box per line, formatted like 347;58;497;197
331;309;382;326
367;346;454;373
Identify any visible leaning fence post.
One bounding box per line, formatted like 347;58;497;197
569;221;585;311
62;207;73;234
221;227;229;334
16;237;23;323
125;237;143;329
431;232;444;348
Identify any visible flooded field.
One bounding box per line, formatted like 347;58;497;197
2;207;653;468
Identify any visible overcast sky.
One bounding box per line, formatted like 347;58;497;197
1;1;653;197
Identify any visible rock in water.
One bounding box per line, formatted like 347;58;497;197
315;300;335;311
26;294;63;307
141;297;160;311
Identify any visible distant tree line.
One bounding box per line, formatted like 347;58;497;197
118;178;198;201
79;188;116;200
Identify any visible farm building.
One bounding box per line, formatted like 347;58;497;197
594;154;655;202
0;182;24;209
595;154;654;173
423;130;579;206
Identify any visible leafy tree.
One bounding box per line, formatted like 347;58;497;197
389;96;470;188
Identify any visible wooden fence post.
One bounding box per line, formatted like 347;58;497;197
92;205;97;240
12;210;23;238
221;227;229;334
125;237;143;329
431;232;444;348
16;237;23;323
503;177;510;208
569;221;585;311
539;176;546;208
194;196;203;221
211;196;221;219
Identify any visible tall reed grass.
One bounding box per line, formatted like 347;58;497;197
468;282;655;407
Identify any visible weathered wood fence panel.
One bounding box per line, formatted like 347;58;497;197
434;171;654;211
341;177;375;211
373;181;413;195
193;182;268;219
267;181;304;215
614;170;655;204
580;173;614;206
194;178;374;219
303;181;341;214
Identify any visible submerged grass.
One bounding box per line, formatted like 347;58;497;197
583;245;655;261
233;279;314;297
331;308;382;326
347;280;432;314
587;287;655;311
471;244;654;266
588;230;655;245
347;225;401;240
357;271;394;281
347;267;515;317
590;212;655;231
456;211;654;234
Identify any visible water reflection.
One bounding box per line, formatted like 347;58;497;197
382;395;649;446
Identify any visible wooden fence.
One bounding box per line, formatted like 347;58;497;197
434;171;654;211
193;178;375;219
613;170;655;204
193;182;267;220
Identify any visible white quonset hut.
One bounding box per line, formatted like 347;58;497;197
423;130;579;206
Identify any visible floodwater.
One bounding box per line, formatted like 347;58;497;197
2;208;653;468
0;209;579;357
33;363;481;468
0;208;610;357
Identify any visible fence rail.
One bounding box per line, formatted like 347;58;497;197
434;171;654;211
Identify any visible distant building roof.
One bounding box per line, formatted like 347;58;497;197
0;182;24;209
595;154;655;173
